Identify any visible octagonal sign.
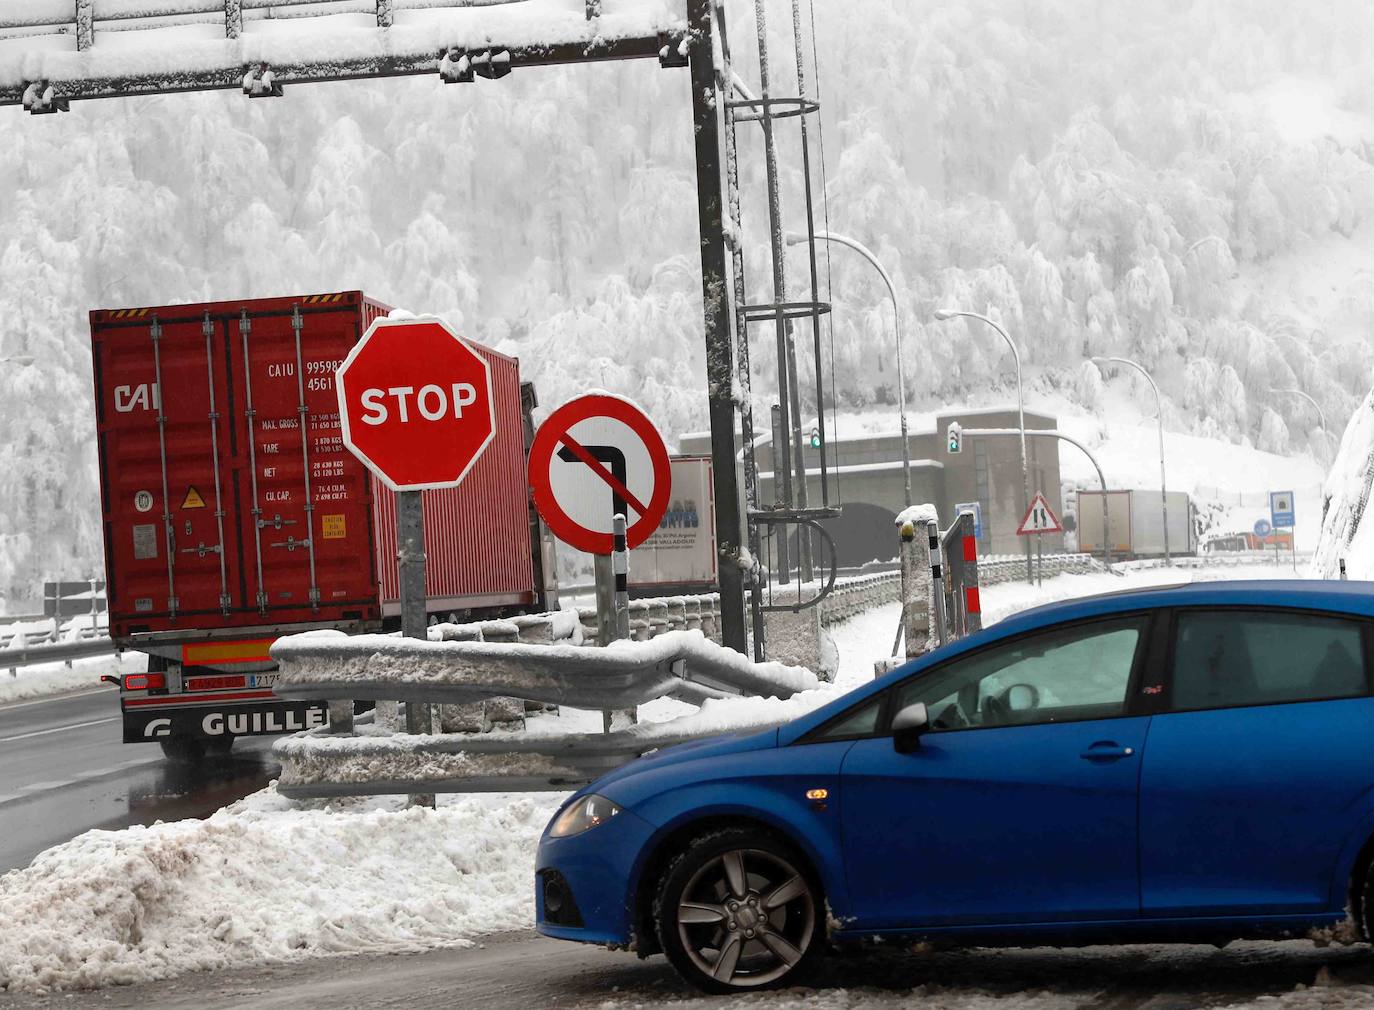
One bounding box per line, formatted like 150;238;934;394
335;315;495;492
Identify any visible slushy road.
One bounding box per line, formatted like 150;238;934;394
0;688;278;872
2;931;1373;1009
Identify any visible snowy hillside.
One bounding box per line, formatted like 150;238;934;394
1312;389;1374;577
3;0;1374;603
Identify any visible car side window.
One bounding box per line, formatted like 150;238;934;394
1170;610;1368;712
810;695;886;742
891;617;1147;731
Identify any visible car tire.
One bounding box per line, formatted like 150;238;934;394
653;826;824;994
159;736;207;763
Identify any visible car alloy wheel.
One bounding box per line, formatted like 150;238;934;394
673;845;817;989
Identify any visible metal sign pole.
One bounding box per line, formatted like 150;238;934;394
398;490;434;809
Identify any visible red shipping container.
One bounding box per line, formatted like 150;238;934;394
90;291;535;647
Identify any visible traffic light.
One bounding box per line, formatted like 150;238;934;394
947;421;962;454
809;427;822;449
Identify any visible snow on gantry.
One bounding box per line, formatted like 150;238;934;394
0;0;686;101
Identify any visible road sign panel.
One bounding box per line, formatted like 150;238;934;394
955;501;983;539
1254;518;1272;538
1017;492;1063;536
529;394;671;555
1270;490;1295;529
335;316;495;492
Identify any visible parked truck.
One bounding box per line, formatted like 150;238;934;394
1076;489;1196;559
91;291;549;760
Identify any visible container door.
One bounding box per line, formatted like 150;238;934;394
97;313;235;628
231;305;377;625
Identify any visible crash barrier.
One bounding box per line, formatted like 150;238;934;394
1116;553;1309;572
577;594;722;643
3;631;115;676
270;628;818;798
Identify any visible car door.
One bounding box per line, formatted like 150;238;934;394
837;614;1154;929
1139;608;1374;918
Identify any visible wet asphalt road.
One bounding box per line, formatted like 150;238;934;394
2;931;1374;1010
0;688;279;872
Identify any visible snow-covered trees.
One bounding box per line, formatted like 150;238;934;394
1;0;1373;602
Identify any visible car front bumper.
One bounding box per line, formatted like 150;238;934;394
534;804;658;947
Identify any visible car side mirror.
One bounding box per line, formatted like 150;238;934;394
892;702;929;754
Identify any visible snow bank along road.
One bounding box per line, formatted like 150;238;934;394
0;689;279;872
2;931;1372;1009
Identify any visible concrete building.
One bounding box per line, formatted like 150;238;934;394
680;407;1065;569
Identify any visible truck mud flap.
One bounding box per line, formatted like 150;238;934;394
123;700;327;743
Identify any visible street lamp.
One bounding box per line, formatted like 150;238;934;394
1269;387;1330;461
934;308;1032;583
786;230;911;506
1093;356;1170;564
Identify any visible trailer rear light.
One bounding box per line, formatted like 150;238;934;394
124;673;166;691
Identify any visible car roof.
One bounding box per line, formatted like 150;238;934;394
996;579;1374;634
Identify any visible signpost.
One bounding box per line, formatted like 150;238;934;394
954;501;983;540
530;393;671;732
336;315;496;807
528;394;672;557
1017;492;1063;586
1270;491;1295;530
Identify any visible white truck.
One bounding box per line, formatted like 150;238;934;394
1077;489;1195;559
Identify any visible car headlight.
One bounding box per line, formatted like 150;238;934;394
549;794;621;838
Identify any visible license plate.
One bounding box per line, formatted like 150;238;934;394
249;673;279;688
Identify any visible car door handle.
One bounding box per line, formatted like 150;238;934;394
1079;742;1135;762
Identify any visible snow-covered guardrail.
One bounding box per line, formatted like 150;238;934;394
3;634;116;675
270;628;820;797
271;629;817;711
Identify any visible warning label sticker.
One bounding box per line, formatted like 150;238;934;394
181;487;206;510
133;524;158;560
321;514;347;540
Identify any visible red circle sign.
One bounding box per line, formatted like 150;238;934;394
529;394;672;554
336;316;495;492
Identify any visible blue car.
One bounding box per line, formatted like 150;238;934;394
536;581;1374;993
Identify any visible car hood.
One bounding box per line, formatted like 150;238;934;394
583;726;780;797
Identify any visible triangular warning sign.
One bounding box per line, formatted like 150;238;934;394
1016;492;1063;536
181;486;207;510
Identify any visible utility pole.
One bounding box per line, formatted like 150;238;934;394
688;0;747;653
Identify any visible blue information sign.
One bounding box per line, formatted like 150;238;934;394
1253;518;1272;539
955;501;983;539
1270;491;1295;529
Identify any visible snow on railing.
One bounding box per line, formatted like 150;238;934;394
270;626;821;796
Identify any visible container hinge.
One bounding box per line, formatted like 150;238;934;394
308;588;321;608
202;313;214;338
167;596;179;613
219;593;232;613
255;590;268;612
239;312;251;336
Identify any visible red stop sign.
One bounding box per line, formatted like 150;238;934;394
336;316;495;491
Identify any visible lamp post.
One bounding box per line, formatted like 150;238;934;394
1270;387;1330;461
935;308;1032;583
786;230;910;506
1093;356;1169;564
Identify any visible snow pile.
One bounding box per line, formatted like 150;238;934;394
0;651;141;705
0;787;562;995
894;503;940;528
1313;390;1374;579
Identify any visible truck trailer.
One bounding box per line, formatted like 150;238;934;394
91;291;543;759
1076;488;1195;559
